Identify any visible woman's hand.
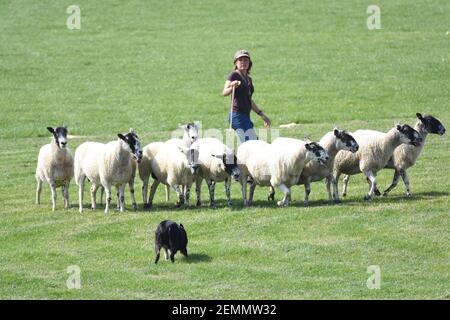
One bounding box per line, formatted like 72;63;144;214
262;114;271;128
230;80;241;88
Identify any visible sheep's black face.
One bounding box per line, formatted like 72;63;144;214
305;142;329;165
397;124;422;147
47;126;68;149
223;154;240;182
118;131;143;163
417;113;446;136
334;129;359;153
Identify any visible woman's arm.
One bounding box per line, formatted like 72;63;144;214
251;100;271;128
222;80;240;96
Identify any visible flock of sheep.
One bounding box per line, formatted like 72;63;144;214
35;113;445;212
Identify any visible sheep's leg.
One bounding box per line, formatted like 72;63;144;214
364;170;377;200
248;181;257;206
267;186;275;202
142;176;149;208
118;185;125;212
78;176;85;213
225;178;232;207
63;180;70;209
116;189;120;210
206;179;216;208
195;177;202;208
90;184;99;209
184;183;191;208
104;184;112;214
240;175;248;206
129;177;137;211
165;185;170;202
383;170;400;196
99;186;104;206
36;178;43;205
304;177;311;206
329;174;340;204
342;174;349;198
49;180;57;211
172;184;184;208
399;169;411;196
276;184;290;207
147;180;160;209
366;177;381;196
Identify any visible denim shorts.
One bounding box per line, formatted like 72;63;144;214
228;112;258;142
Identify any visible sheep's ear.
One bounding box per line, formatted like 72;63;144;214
305;143;313;151
118;133;127;142
396;124;402;131
47;127;55;134
178;146;188;154
333;129;340;137
211;154;223;160
180;223;184;229
416;113;423;120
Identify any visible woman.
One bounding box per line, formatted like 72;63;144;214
223;50;271;142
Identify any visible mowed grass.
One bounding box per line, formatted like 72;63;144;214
0;0;449;299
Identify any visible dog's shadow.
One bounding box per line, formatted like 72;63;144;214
182;253;212;264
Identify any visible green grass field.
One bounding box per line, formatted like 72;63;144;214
0;0;449;299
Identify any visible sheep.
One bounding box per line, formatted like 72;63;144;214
153;122;200;203
334;124;422;200
237;138;329;207
74;129;143;213
268;129;359;205
138;142;165;208
97;157;139;210
342;113;446;197
147;142;199;208
35;126;74;211
190;138;240;208
166;121;200;147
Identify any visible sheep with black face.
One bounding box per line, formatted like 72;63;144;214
35;126;74;211
74;129;143;213
341;113;445;197
237;138;329;207
191;137;240;208
334;124;422;200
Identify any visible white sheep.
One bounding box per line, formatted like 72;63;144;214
147;142;199;208
237;138;329;207
35;126;74;211
334;124;422;200
159;122;200;202
74;129;143;213
191;138;240;208
269;129;359;205
138;141;165;208
342;113;446;197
